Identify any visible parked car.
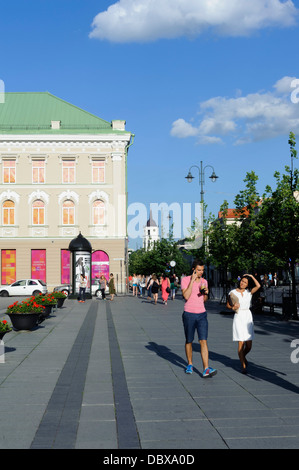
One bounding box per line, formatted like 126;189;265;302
53;284;71;297
0;279;47;297
93;285;110;298
53;282;109;298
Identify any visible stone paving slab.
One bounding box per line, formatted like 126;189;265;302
0;293;298;451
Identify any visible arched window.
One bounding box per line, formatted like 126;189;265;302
93;200;105;225
63;200;75;225
2;200;15;225
32;200;45;225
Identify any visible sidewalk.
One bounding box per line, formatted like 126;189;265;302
0;294;299;449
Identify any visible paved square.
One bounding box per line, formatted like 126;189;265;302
0;294;298;449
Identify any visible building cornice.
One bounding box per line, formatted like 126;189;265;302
0;133;132;143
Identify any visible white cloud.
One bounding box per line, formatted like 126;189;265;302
170;76;299;145
170;119;199;138
89;0;297;43
273;76;297;94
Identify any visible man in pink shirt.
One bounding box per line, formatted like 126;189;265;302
181;260;217;378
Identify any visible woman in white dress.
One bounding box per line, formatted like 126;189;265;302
227;274;261;373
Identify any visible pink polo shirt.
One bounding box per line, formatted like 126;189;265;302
181;276;208;314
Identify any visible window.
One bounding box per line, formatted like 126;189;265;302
93;200;105;225
92;160;105;183
12;280;26;287
32;160;45;184
62;160;75;183
32;200;45;225
2;200;15;225
1;249;16;284
63;200;75;225
3;160;16;183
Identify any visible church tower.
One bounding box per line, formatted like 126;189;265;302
143;210;159;250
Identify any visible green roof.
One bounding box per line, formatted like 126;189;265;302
0;92;124;135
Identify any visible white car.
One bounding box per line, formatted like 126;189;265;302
0;279;47;297
53;283;109;298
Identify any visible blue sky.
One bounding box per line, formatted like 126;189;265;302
1;0;299;249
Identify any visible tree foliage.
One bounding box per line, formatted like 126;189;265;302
129;238;189;276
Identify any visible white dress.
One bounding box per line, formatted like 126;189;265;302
230;289;254;342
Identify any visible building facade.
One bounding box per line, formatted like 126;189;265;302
0;92;134;292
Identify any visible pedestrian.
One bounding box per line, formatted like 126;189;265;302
149;274;160;305
78;274;87;303
161;274;170;305
227;274;261;374
263;274;269;288
99;275;107;300
108;273;116;301
146;274;152;300
132;274;138;297
273;272;278;287
181;260;217;378
169;273;177;300
139;274;146;297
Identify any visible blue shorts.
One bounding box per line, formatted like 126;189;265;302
182;311;208;343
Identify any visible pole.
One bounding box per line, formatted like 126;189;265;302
200;161;204;204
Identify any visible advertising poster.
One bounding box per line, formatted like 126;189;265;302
61;249;70;284
1;249;16;285
75;251;91;293
92;250;109;286
31;249;46;283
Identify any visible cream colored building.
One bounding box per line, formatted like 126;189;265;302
0;92;134;292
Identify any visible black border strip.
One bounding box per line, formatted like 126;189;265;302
30;301;97;449
106;301;141;449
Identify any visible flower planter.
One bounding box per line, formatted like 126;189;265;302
37;305;54;323
7;313;39;331
44;304;55;316
0;329;12;341
57;297;66;308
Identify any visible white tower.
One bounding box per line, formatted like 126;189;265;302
143;210;160;250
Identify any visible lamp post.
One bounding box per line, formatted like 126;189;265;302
185;161;219;204
184;161;218;252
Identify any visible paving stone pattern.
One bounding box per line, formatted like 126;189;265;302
0;294;299;449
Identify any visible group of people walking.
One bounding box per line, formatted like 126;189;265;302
78;261;260;377
77;273;116;302
131;273;179;304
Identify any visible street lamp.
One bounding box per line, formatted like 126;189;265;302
185;161;219;204
184;160;219;275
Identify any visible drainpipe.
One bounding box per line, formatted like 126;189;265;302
124;133;135;293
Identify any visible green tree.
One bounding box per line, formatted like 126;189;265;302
129;238;189;277
233;171;264;272
207;200;241;282
259;132;299;318
182;203;215;269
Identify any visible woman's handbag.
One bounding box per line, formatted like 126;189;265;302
166;287;170;293
228;292;239;312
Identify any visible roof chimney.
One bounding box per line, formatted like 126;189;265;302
112;120;125;131
51;120;61;129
